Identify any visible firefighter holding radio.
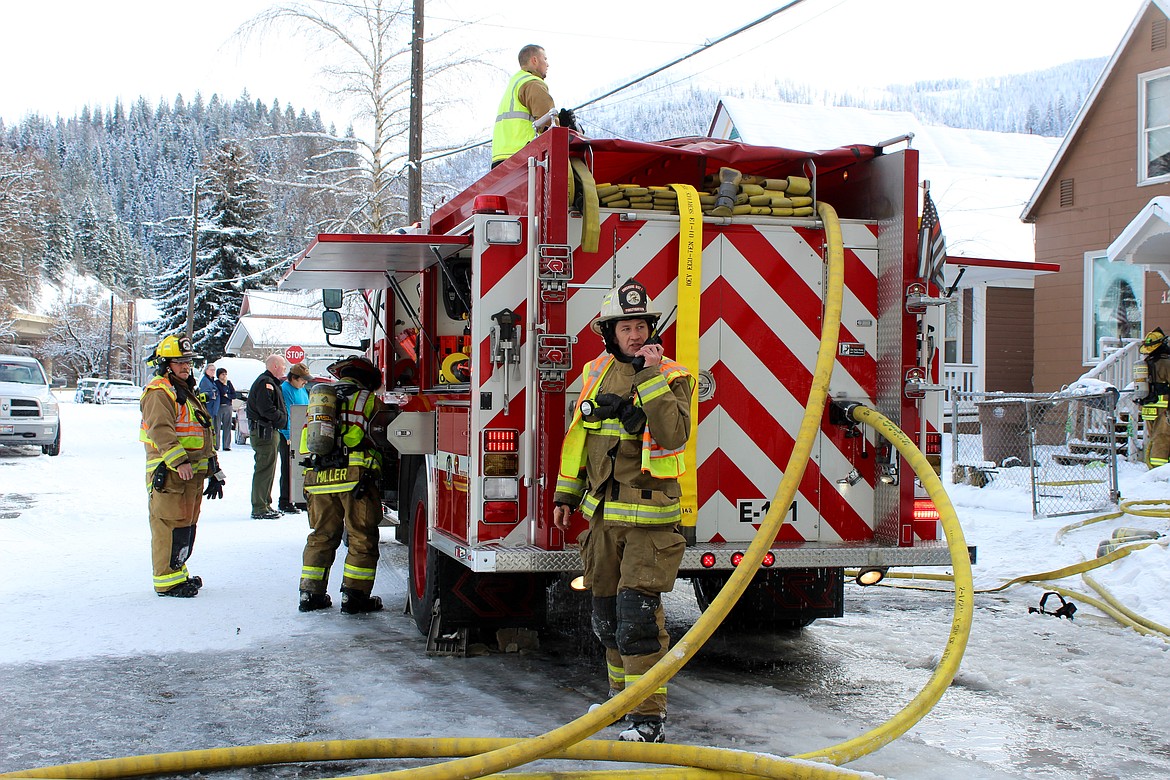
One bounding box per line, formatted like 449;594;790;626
552;279;695;744
297;356;387;615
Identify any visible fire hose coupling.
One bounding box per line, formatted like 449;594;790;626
829;399;867;434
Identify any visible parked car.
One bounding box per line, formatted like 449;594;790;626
75;377;102;404
0;354;61;456
103;381;142;404
94;379;135;404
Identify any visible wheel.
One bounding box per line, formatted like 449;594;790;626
42;429;61;457
406;467;443;634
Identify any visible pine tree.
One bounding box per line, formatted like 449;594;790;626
185;139;272;358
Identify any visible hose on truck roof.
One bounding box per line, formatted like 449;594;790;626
0;203;975;780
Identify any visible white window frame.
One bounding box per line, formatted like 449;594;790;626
1138;66;1170;186
1083;251;1145;364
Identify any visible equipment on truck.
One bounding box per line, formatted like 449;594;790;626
304;383;340;456
279;126;960;652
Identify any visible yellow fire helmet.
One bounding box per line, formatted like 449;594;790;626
149;334;201;365
1141;327;1167;355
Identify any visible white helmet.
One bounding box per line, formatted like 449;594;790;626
589;278;662;335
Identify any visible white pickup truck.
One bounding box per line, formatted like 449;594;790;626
0;355;61;456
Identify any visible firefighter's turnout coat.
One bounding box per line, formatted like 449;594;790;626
140;373;214;592
1143;350;1170;468
298;380;385;594
554;352;694;721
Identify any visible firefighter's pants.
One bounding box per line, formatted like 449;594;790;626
1147;410;1170;468
148;469;205;592
579;517;686;721
300;487;382;595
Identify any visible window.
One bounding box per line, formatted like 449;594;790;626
944;295;962;364
1083;252;1143;362
1139;67;1170;184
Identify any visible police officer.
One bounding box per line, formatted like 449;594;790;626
140;334;225;597
297;357;387;614
552;279;695;744
1140;327;1170;468
491;44;555;167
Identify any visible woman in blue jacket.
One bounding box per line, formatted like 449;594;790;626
278;363;312;513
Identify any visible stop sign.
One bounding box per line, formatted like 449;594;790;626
285;345;306;364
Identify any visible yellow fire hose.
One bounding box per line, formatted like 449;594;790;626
1;203;974;780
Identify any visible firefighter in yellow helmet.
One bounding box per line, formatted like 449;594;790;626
297;356;387;614
140;334;223;597
1139;327;1170;468
552;279;695;744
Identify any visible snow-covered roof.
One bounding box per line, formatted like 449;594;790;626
225;315;335;354
1023;0;1170;220
710;98;1062;274
238;289;324;318
1106;196;1170;274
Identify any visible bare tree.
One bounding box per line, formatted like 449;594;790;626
0;147;62;311
237;0;480;233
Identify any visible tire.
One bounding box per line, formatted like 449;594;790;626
406;467;443;634
42;429;61;457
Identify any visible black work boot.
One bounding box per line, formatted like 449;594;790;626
340;587;383;614
298;591;333;612
618;717;665;743
158;580;200;598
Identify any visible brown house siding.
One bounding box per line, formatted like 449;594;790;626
985;288;1035;393
1032;5;1170;391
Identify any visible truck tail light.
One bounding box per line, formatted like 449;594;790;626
925;432;942;455
913;499;940;522
483;429;519;476
483;501;518;524
700;553;716;568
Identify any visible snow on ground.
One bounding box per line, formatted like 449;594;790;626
1;396;1168;778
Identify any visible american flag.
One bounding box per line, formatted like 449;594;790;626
917;189;948;291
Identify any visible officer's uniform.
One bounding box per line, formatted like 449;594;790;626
140;373;214;594
555;349;694;725
298;375;385;606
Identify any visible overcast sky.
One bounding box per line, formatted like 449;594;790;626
0;0;1148;133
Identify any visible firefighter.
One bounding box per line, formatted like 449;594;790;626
490;44;555;167
140;334;224;597
1140;327;1170;468
552;279;695;744
297;356;387;614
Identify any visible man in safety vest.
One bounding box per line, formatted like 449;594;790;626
552;279;695;744
1139;327;1170;467
297;356;387;614
490;44;556;167
140;334;224;597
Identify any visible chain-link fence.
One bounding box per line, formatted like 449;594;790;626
950;391;1121;518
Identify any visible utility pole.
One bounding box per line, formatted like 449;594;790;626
408;0;424;225
186;176;198;340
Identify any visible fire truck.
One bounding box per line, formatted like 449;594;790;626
281;127;955;650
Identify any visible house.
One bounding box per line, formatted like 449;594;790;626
1023;0;1170;391
709;98;1061;396
224;289;361;373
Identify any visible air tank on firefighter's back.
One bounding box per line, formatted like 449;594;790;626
305;383;340;455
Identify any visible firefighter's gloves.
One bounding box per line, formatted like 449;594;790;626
583;393;646;434
203;457;227;500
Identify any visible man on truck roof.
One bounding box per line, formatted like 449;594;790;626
491;44;555;168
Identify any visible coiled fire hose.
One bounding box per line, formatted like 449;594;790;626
0;203;974;780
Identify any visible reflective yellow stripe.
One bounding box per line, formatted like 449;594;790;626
624;673;667;697
154;567;189;589
671;183;702;527
579;494;681;525
344;564;376;581
607;661;625;685
301;566;327;581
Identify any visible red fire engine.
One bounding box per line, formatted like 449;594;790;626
281;127;955;649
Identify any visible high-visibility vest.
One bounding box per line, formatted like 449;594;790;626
556;353;693;512
300;381;381;494
491;70;541;163
140;375;209;479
